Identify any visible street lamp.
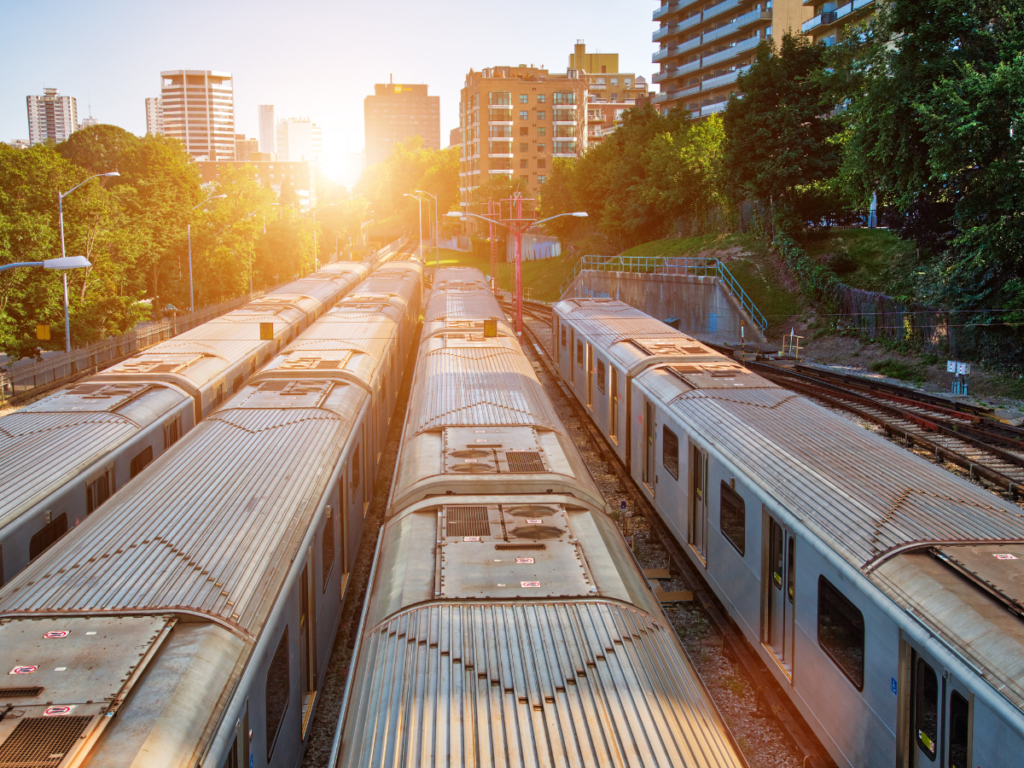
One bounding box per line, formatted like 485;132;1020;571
447;209;587;341
311;203;337;270
0;256;93;353
188;194;227;312
415;190;440;271
404;193;424;261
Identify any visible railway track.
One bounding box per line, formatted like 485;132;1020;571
749;362;1024;501
507;298;833;768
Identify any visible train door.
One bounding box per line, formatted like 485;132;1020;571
689;444;708;561
586;343;594;408
898;637;973;768
761;512;795;675
299;556;317;738
339;477;350;599
609;369;619;443
642;399;656;496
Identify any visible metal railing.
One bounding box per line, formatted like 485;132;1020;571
558;253;768;330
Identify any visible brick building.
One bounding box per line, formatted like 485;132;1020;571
364;81;440;167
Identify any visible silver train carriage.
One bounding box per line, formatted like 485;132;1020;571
333;268;746;768
0;261;374;588
554;297;1024;768
0;260;422;768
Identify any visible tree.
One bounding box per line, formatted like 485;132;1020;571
722;34;841;223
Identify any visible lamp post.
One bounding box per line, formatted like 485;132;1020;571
311;203;337;270
404;193;424;261
57;172;118;351
188;194;227;312
447;208;587;341
0;256;92;353
415;190;440;271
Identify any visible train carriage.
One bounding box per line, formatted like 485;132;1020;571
333;268;746;768
0;261;422;768
555;296;1024;768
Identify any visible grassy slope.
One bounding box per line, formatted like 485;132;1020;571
796;228;921;296
427;248;581;303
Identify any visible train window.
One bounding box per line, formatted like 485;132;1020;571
130;446;153;479
322;506;335;592
560;325;567;349
817;576;865;690
29;514;68;561
576;340;584;368
164;417;181;450
221;738;238;768
915;657;939;760
949;690;969;768
352;445;361;492
720;481;745;555
787;536;795;603
86;470;112;514
662;427;679;480
770;522;784;589
265;627;290;761
597;360;606;393
232;374;244;392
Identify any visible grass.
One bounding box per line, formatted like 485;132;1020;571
424;248;581;303
869;358;929;385
797;229;922;296
621;232;755;258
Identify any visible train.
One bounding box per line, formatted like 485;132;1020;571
553;296;1024;768
0;245;411;589
331;268;747;767
0;260;423;768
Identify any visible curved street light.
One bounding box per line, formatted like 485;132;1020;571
415;190;440;270
0;256;94;354
403;193;425;261
188;194;227;312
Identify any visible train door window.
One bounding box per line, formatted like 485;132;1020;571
265;627;289;761
164;417;181;450
689;444;708;560
0;545;4;588
764;517;796;674
609;370;619;443
913;656;939;761
576;339;584;369
642;399;655;492
86;469;113;514
352;445;361;494
29;514;68;561
250;356;257;375
221;737;238;768
338;478;349;598
948;690;970;768
662;426;679;480
560;324;567;349
586;344;594;407
322;506;336;591
597;360;606;394
299;559;317;737
213;383;225;407
130;446;154;479
720;481;745;555
232;373;244;392
817;575;864;690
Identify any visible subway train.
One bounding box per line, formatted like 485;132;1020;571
0;248;412;588
0;260;423;768
332;268;747;767
553;297;1024;768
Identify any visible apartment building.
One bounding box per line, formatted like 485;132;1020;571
234;134;259;161
364;82;440;167
258;105;275;155
275;117;322;164
801;0;876;45
651;0;811;118
145;97;164;135
160;70;235;161
458;65;587;204
26;88;77;145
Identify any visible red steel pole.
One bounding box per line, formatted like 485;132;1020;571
514;225;523;342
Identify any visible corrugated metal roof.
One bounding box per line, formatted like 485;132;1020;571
663;383;1024;570
409;345;561;433
0;397;362;639
425;291;503;322
340;601;744;768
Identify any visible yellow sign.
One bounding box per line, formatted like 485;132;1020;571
394;85;403;94
483;319;497;338
260;322;274;341
36;324;50;341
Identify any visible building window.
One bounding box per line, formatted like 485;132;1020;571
537;94;546;103
662;426;679;480
518;110;527;121
520;127;529;136
520;159;528;169
553;92;575;105
537;159;546;169
537;143;546;153
537;110;546;121
720;482;745;555
538;175;546;184
489;91;511;106
611;78;618;86
520;175;529;182
817;576;865;690
520;142;529;152
537;127;546;137
265;628;290;760
519;93;529;103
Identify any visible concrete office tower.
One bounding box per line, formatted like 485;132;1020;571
364;81;440;167
145;97;164;135
651;0;810;118
457;65;587;203
160;70;235;160
26;88;77;145
275;118;322;164
258;104;275;155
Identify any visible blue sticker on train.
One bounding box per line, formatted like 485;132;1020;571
891;677;898;695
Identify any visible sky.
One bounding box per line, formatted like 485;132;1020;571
0;0;656;186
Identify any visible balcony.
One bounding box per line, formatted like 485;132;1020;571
677;13;703;32
488;153;513;158
652;92;670;103
653;69;672;83
734;8;771;30
653;2;674;21
653;46;675;63
702;0;742;24
653;25;672;42
489;169;514;174
701;68;741;91
676;58;704;76
678;84;701;97
678;35;703;53
803;0;874;32
701;101;728;117
701;35;760;67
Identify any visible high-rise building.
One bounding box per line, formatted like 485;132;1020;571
275;118;322;164
651;0;811;118
364;81;440;167
258;105;275;155
145;97;164;135
802;0;877;45
26;88;77;145
458;65;587;204
160;70;235;160
234;134;259;161
79;115;99;130
567;41;649;146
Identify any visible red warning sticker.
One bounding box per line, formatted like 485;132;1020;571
44;705;75;716
994;553;1018;560
516;558;535;564
521;581;541;588
9;666;37;675
463;536;481;542
526;519;543;524
43;630;70;639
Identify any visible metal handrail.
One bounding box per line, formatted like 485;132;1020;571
558;253;768;330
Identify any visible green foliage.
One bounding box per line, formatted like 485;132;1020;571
869;358;928;385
